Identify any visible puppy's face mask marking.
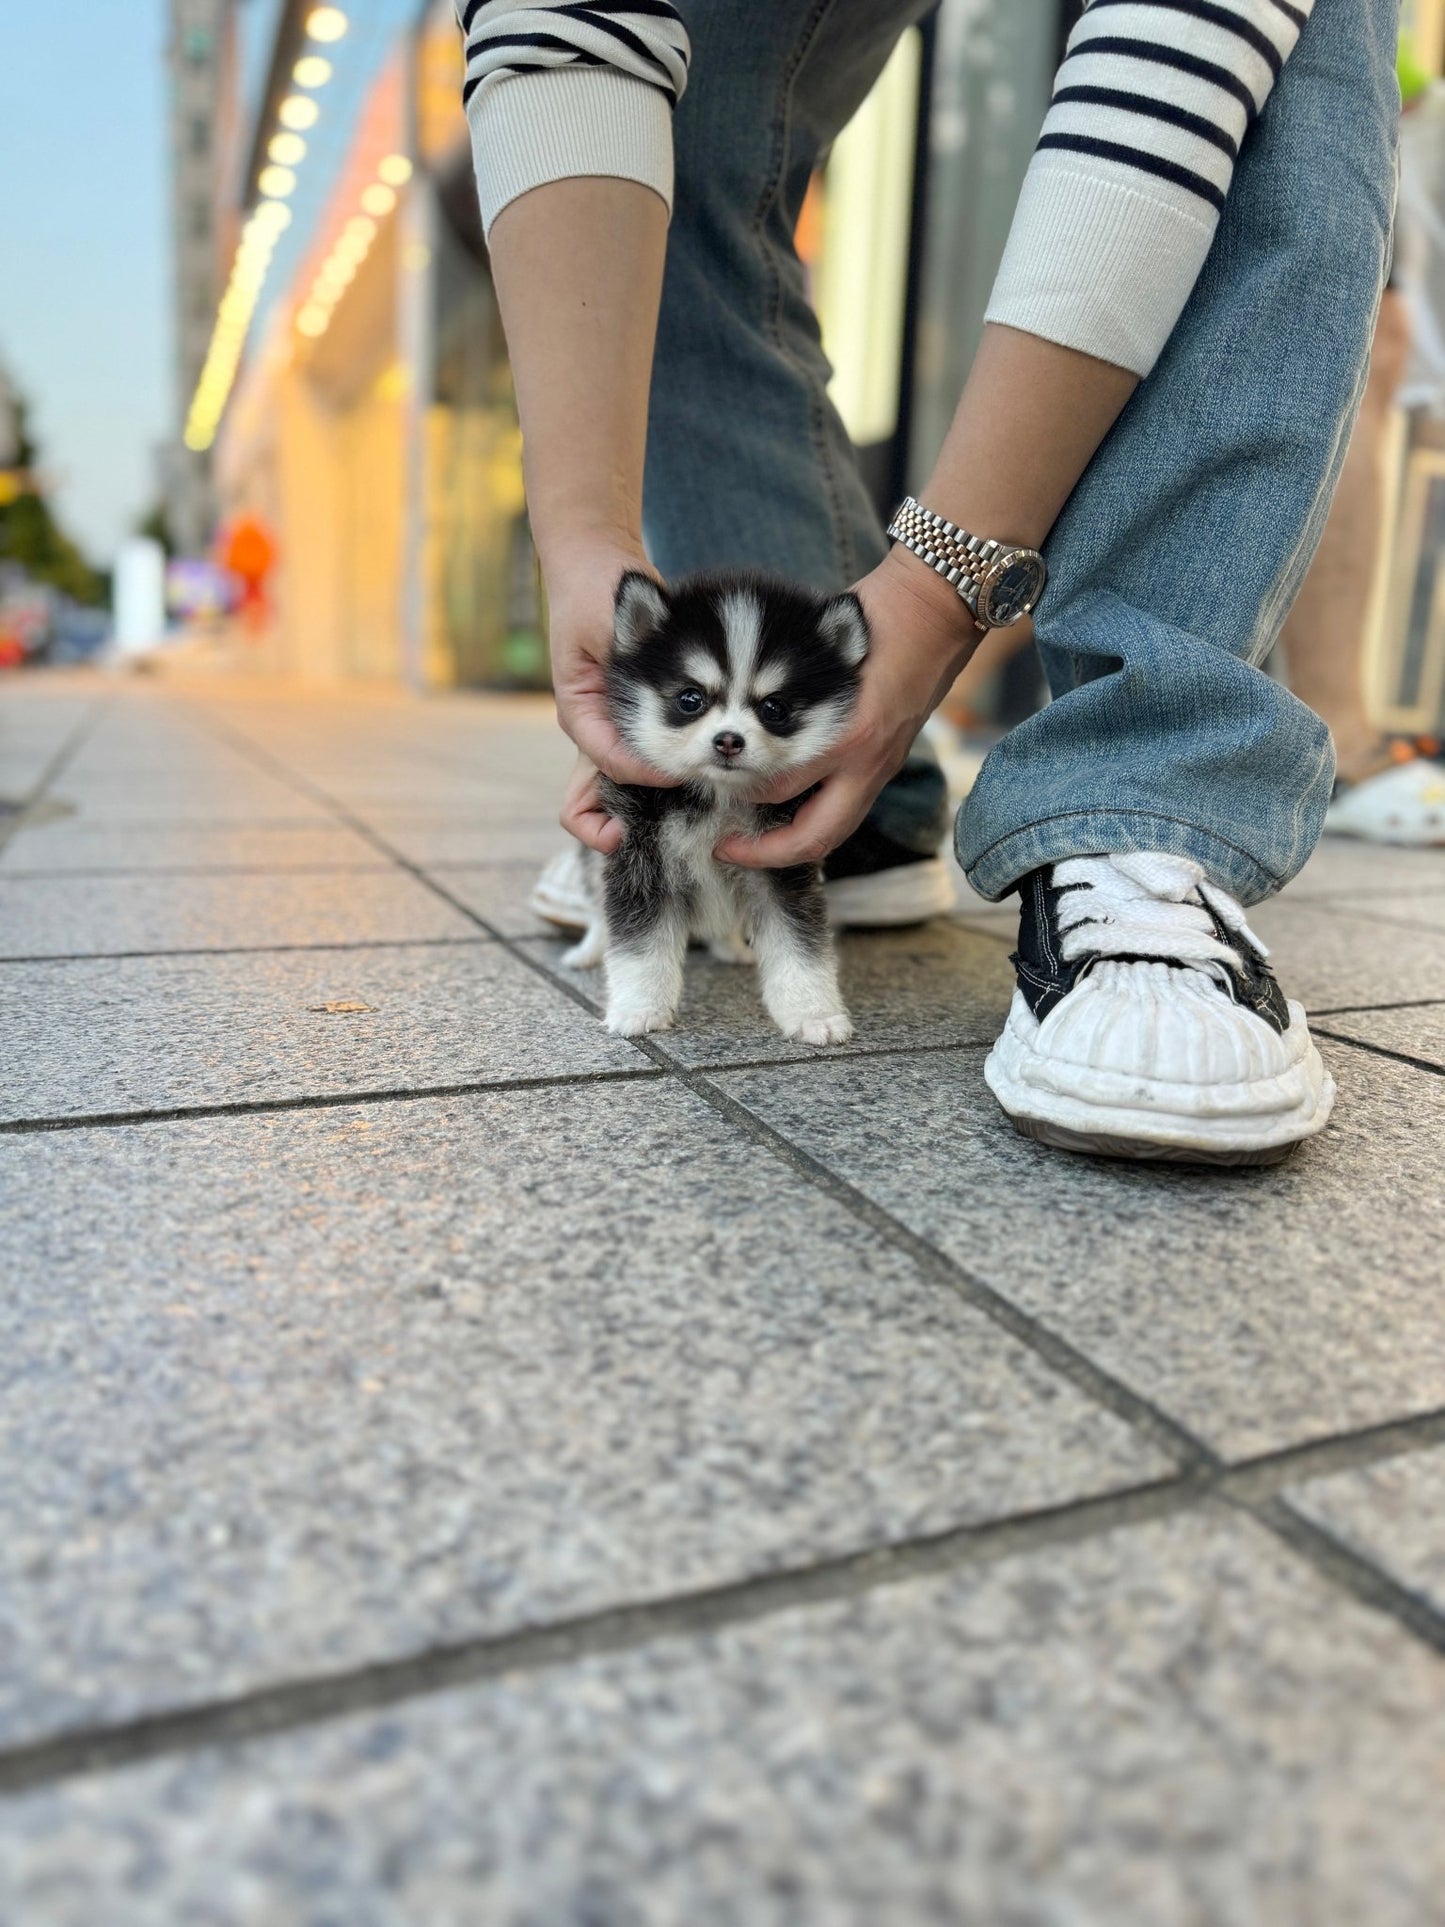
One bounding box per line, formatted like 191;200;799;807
609;572;868;793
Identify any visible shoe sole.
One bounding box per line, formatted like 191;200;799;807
1004;1114;1300;1167
984;1008;1336;1167
530;856;958;934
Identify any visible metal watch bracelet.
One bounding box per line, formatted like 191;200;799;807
886;496;1046;630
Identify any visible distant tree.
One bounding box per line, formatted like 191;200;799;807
136;502;176;559
0;385;107;606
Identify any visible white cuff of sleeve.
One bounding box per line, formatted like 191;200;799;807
467;68;674;237
984;159;1220;377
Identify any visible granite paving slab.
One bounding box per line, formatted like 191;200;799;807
0;942;641;1121
0;1080;1159;1745
1242;898;1445;1009
1324;891;1445;934
44;778;335;824
524;922;1017;1065
0;869;477;958
716;1040;1445;1457
4;1510;1441;1925
1313;1002;1445;1071
369;819;568;866
420;862;558;935
1288;1447;1445;1616
0;820;387;875
1281;837;1445;902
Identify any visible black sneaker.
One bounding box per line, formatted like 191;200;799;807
986;852;1333;1165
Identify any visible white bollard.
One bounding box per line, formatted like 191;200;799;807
112;537;168;656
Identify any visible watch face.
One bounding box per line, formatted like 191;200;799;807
980;552;1045;627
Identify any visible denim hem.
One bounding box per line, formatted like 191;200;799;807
959;808;1289;907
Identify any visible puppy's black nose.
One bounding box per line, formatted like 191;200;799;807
713;730;745;759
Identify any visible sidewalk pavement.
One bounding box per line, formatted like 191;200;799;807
3;669;1444;1924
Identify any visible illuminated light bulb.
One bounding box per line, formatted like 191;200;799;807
377;153;413;187
297;304;331;337
255;199;293;231
269;131;307;165
343;215;376;243
293;55;333;88
278;94;320;131
306;7;348;42
257;165;296;199
360;183;396;218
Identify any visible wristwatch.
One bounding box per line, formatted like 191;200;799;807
886;495;1047;630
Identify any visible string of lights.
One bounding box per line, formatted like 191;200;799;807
295;150;413;340
183;4;352;453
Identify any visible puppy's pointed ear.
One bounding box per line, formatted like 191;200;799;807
614;571;669;654
818;590;869;667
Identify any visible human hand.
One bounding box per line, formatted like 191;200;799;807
714;547;979;868
543;534;676;851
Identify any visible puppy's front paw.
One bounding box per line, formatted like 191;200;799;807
605;1003;676;1037
785;1011;854;1047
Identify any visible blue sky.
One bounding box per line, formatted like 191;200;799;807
0;4;172;563
0;1;424;564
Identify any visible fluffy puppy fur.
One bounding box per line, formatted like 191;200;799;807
564;569;867;1044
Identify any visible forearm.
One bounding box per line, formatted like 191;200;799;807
486;175;668;567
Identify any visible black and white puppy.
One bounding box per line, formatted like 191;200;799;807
565;569;867;1044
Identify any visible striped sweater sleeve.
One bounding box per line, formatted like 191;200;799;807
986;0;1316;375
455;1;690;235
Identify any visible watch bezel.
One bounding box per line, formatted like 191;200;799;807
975;548;1046;628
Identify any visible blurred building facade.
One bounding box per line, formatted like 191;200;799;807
188;0;1445;732
164;0;244;556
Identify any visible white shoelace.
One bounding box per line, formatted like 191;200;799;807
1052;853;1268;989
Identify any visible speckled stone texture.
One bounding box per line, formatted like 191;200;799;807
0;1078;1160;1745
0;868;479;958
1245;898;1445;1008
1315;1003;1445;1071
0;820;387;874
1289;1449;1445;1614
525;921;1016;1064
0;942;643;1119
6;677;1445;1922
4;1511;1443;1927
1278;837;1445;902
717;1043;1445;1456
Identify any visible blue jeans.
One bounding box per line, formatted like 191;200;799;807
643;0;1399;901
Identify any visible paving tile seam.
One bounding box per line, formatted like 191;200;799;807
0;863;403;880
0;1047;991;1140
177;702;1445;1669
0;700;110;858
0;936;498;970
177;706;653;1042
0;1478;1222;1798
1313;1027;1445;1081
1308;995;1445;1017
1226;1492;1445;1658
0;1066;665;1136
10;1405;1445;1800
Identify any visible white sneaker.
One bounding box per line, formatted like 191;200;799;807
985;852;1334;1165
528;841;956;933
1324;755;1445;847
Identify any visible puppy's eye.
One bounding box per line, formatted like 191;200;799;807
675;687;708;716
757;696;791;729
